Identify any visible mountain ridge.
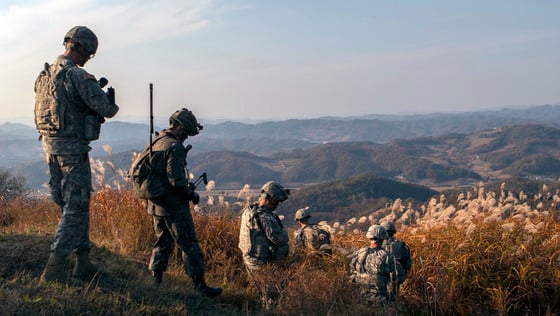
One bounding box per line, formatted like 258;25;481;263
11;123;560;193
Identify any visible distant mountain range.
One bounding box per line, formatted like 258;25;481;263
8;122;560;194
4;104;560;164
6;104;560;225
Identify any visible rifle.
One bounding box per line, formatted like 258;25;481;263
189;172;208;190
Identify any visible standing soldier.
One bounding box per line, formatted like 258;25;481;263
382;220;412;296
294;207;332;255
140;108;222;298
35;26;119;283
238;181;290;309
349;225;396;305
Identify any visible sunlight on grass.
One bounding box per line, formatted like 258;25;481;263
1;183;559;314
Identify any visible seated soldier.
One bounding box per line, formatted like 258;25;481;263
349;225;397;305
382;220;412;297
294;207;332;255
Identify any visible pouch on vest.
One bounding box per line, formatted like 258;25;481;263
84;114;102;140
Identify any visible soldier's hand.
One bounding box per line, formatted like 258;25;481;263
190;191;200;205
106;87;115;104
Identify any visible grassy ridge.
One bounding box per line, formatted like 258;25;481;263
1;189;559;315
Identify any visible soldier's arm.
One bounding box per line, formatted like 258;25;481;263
69;68;119;118
166;143;188;189
261;215;289;246
294;229;304;246
303;227;317;248
402;242;413;271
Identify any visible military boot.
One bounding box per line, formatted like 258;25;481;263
152;270;163;285
40;253;67;284
192;274;222;298
72;249;99;279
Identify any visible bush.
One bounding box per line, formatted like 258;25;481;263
1;188;559;315
0;169;26;202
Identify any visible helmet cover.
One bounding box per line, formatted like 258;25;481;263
295;206;311;221
169;108;203;136
64;26;98;54
366;225;388;240
261;181;289;203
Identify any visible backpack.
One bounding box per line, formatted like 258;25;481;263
128;137;170;199
34;63;69;136
310;224;332;254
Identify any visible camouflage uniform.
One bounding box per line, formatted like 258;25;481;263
35;54;118;257
147;131;205;278
382;221;412;297
238;181;290;310
239;203;289;271
383;236;412;283
294;206;332;254
349;225;396;305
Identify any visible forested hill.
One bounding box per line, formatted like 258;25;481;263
186;124;560;189
13;123;560;193
202;104;560;142
3;104;560;169
279;173;438;225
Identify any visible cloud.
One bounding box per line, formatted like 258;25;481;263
0;0;220;61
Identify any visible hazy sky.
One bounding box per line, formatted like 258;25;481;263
1;0;559;124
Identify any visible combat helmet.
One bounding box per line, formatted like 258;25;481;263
169;108;203;136
261;181;290;203
366;225;388;240
382;220;397;233
64;26;98;56
295;206;311;221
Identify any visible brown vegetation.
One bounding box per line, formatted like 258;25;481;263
1;188;559;315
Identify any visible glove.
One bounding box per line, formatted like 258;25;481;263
106;87;115;104
187;182;200;204
190;191;200;205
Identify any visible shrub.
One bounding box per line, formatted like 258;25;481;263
1;188;559;315
0;169;26;202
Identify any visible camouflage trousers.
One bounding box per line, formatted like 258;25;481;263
359;284;392;306
149;210;205;277
47;153;93;256
244;263;283;311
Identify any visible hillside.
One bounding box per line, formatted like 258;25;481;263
280;173;438;225
1;185;559;315
197;124;560;188
13;124;560;194
4;104;560;170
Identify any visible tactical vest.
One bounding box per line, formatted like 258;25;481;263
298;224;332;254
34;62;87;137
350;247;391;286
239;204;288;263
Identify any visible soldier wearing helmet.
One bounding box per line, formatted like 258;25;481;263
169;108;203;137
238;181;290;309
381;220;412;297
63;26;98;66
294;207;332;255
140;108;221;298
349;225;397;305
37;26;119;284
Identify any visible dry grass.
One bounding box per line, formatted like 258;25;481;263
1;188;560;315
